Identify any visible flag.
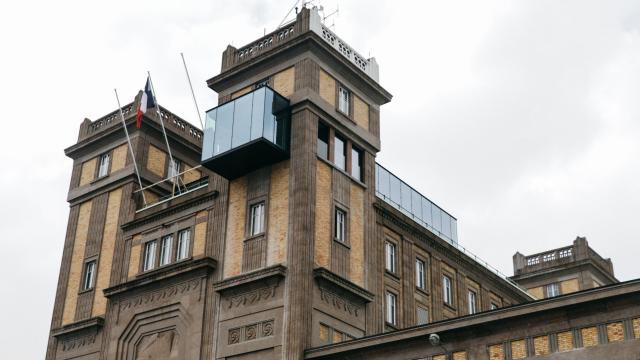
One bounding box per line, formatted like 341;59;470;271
136;77;156;128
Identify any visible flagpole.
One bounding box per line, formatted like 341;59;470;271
180;52;204;129
146;71;178;196
114;88;147;206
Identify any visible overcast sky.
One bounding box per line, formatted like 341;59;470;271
1;0;639;358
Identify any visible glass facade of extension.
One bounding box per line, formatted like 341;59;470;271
375;163;458;245
202;86;290;160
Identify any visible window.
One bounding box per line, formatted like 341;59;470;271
417;307;429;325
443;275;453;305
317;122;330;160
334;208;346;243
384;241;396;273
98;153;110;178
386;291;397;325
490;302;499;310
168;158;181;183
159;235;173;266
249;202;265;236
82;260;96;290
468;290;477;314
334;135;346;170
338;85;350;114
415;259;426;290
143;241;157;271
350;146;363;181
176;229;191;261
546;282;561;298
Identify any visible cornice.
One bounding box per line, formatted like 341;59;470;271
51;316;104;338
313;267;374;303
213;264;287;293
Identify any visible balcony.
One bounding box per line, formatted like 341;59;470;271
201;86;290;179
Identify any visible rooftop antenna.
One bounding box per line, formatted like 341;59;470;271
277;0;301;29
322;4;339;30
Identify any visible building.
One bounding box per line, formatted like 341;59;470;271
46;6;639;360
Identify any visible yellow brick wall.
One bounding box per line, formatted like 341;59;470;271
581;326;598;347
511;339;527;359
128;235;142;278
488;344;504;360
349;183;364;287
319;324;329;342
147;144;166;178
433;355;446;360
91;188;122;317
314;160;332;268
533;335;550;356
61;200;93;325
182;166;202;184
560;278;580;294
528;286;544;300
319;69;336;107
110;144;128;172
353;95;369;130
231;86;252;99
557;330;574;351
452;351;467;360
274;67;295;98
193;211;208;257
267;161;289;266
634;318;640;339
223;176;247;278
606;322;624;343
79;158;97;186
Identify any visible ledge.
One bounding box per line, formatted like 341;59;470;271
104;256;216;298
213;264;287;293
52;317;104;338
313;267;374;303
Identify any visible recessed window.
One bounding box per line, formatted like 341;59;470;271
82;260;96;290
546;282;561;298
159;235;173;266
386;291;397;325
417;307;429;325
351;146;363;181
334;208;347;243
317;122;329;160
249;202;265;236
338;85;350;114
334;135;346;171
98;153;110;178
443;275;453;305
384;241;396;273
168;158;181;183
468;290;477;314
176;229;191;261
143;240;157;271
415;258;426;290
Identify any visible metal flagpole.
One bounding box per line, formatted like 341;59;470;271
146;71;178;196
114;88;147;206
180;52;204;130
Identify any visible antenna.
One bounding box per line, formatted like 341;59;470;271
322;4;339;29
277;0;301;29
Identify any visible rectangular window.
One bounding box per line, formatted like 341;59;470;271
334;208;346;243
176;229;191;261
98;153;110;178
468;290;477;314
338;85;350;114
317;122;330;160
490;302;499;310
384;241;396;273
143;241;157;271
351;146;363;181
334;135;346;170
249;202;265;236
386;291;397;325
82;260;96;290
443;275;453;305
416;307;429;325
546;282;561;298
168;158;181;183
415;259;426;289
159;235;173;266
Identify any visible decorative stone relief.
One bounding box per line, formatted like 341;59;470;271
319;288;361;318
228;320;275;345
119;279;202;312
227;284;278;309
60;333;97;352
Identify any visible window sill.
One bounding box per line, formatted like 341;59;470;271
333;238;351;249
384;269;400;281
90;174;109;185
444;302;457;312
384;322;398;331
416;287;429;296
317;155;367;189
244;233;266;242
78;287;94;295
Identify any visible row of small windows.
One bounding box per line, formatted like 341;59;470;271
142;229;191;272
317;122;363;182
96;149;182;183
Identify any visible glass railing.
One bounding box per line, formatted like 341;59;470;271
375;163;458;245
202;86;290;161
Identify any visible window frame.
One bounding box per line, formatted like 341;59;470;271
142;240;158;272
176;228;192;261
416;306;429;325
159;234;174;267
490;302;499;310
333;134;347;171
443;274;454;306
167;157;182;183
337;84;352;117
385;290;398;326
415;258;426;290
384;240;397;274
96;151;112;179
333;205;349;244
546;282;561;298
350;145;363;181
468;289;478;314
316;122;367;185
247;199;267;238
81;259;97;291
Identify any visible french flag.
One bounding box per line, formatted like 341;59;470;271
136;77;156;128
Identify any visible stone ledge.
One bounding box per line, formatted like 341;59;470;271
213;264;287;293
313;267;374;303
52;316;104;338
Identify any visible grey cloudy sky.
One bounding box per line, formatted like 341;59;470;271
1;0;639;357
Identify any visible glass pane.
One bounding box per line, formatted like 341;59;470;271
351;148;362;181
411;190;422;220
203;108;217;159
400;182;411;212
389;174;401;206
377;166;390;199
451;218;458;244
262;89;275;142
334;136;345;170
431;204;442;232
441;212;452;240
231;93;253;147
421;198;432;226
318;123;329;159
213;102;234;155
250;87;265;141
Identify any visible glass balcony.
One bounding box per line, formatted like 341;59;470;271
201;86;290;179
375;163;458;245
